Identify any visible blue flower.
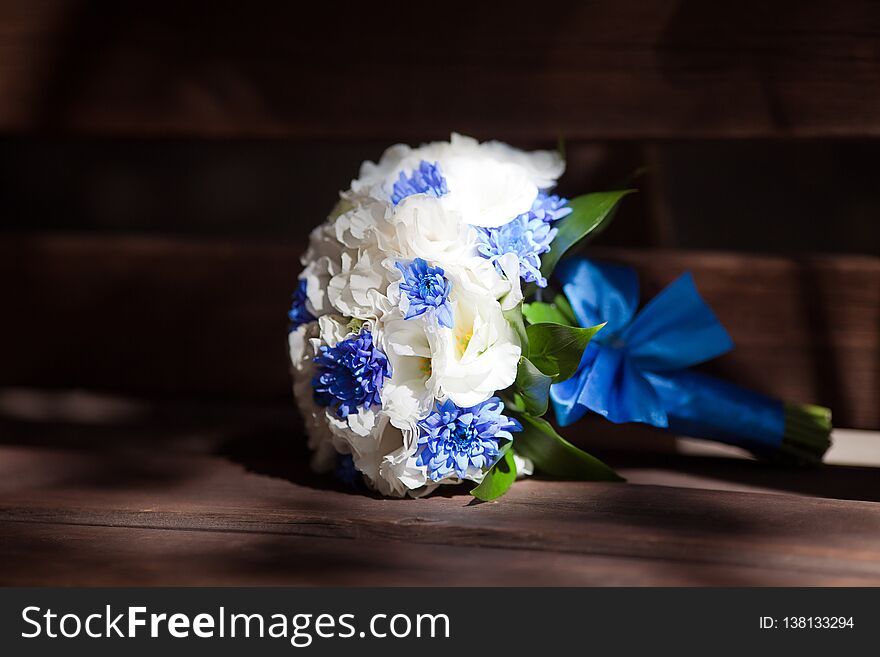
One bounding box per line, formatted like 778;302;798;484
391;160;448;205
288;278;316;330
474;194;570;288
395;258;454;328
476;214;557;287
416;397;522;481
334;453;362;489
531;193;572;223
312;329;391;418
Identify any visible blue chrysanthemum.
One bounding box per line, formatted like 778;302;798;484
531;193;572;223
391;160;448;205
395;258;454;328
288;279;316;330
416;397;522;481
287;279;316;331
475;193;570;288
476;214;558;287
312;328;391;418
334;453;362;489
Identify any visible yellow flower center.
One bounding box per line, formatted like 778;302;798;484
455;328;473;357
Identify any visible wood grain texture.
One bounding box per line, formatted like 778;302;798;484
3;0;880;139
1;442;879;586
1;235;877;427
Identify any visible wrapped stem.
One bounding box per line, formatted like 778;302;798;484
648;370;832;465
778;403;832;465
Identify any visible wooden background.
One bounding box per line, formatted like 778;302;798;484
1;0;879;586
3;0;880;139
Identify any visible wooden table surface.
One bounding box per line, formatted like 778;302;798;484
2;391;878;587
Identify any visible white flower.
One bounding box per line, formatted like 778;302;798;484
350;143;412;198
345;416;436;497
379;314;437;434
327;246;392;320
430;286;522;407
332;197;387;249
439;153;538;228
314;314;350;348
378;195;477;265
350;133;564;227
289;322;343;472
513;453;535;478
446;253;523;311
478;137;565;190
301;223;346;316
288;323;312;373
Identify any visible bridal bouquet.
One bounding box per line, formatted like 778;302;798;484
288;134;831;499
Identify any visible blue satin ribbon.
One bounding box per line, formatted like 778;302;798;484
550;258;785;450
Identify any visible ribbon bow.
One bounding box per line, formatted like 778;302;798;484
550;258;734;428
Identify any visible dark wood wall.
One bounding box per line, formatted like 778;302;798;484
1;0;878;427
3;0;880;139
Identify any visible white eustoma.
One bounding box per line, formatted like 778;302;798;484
448;252;523;311
379;314;437;435
430;284;521;407
479;137;566;190
438;154;537;228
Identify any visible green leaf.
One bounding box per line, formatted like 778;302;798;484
526;322;605;383
513;357;553;415
522;302;572;327
540;189;636;279
553;293;578;326
470;445;517;501
503;305;529;356
513;413;624;482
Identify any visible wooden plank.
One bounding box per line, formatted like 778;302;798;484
3;1;880;139
7;521;873;587
1;235;877;427
1;444;880;585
